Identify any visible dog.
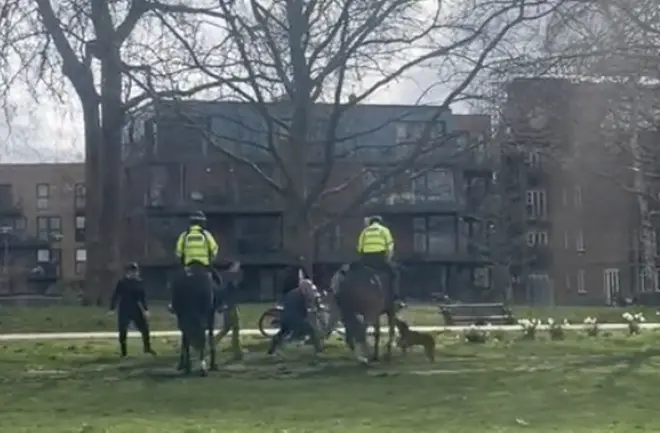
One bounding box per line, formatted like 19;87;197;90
394;318;435;362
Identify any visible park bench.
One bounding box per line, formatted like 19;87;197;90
439;302;516;326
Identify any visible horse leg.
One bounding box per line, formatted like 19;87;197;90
207;312;218;371
371;317;380;362
384;311;395;362
198;328;208;377
180;333;191;375
344;313;369;364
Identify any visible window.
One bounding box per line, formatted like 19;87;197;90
235;216;283;253
75;248;87;275
0;184;12;206
526;189;547;219
577;269;586;294
37;249;50;263
563;231;569;249
526;229;549;246
395;122;445;145
74;183;86;210
412;216;456;255
36;183;51;210
526;150;541;168
640;267;659;292
574;186;582;209
576;229;585;252
604;268;620;301
36;216;62;241
318;225;342;254
412;169;455;202
75;215;86;242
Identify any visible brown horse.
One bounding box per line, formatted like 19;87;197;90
329;263;396;363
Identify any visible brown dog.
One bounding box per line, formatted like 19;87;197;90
395;318;435;362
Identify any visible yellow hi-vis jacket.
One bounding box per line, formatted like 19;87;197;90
357;222;394;254
175;224;219;266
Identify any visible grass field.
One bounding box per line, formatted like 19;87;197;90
1;329;660;432
0;302;658;333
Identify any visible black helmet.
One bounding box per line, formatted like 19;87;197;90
125;262;139;272
190;210;207;223
368;215;383;224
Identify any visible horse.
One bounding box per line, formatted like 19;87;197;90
170;263;218;376
329;263;397;364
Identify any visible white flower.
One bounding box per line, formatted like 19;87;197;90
622;312;633;322
563;318;570;325
547;318;555;326
485;322;493;328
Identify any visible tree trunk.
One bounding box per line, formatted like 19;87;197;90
283;204;315;277
629;95;657;293
96;50;124;302
82;101;103;305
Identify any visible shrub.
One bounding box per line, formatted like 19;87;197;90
518;318;540;340
547;318;569;341
622;312;645;335
583;316;599;337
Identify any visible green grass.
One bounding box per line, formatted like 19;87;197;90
1;330;660;432
0;303;659;333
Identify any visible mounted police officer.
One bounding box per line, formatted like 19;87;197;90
173;211;223;304
356;215;403;308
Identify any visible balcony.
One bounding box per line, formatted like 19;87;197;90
145;189;283;216
364;193;461;214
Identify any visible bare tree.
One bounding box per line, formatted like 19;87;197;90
148;0;567;273
0;0;229;302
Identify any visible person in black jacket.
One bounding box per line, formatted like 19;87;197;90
281;258;307;296
108;262;155;357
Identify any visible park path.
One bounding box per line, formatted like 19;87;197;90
0;323;655;341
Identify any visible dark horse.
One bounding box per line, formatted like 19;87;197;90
170;263;218;375
329;263;397;364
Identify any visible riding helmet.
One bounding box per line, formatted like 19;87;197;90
125;262;140;272
368;215;383;224
190;210;207;223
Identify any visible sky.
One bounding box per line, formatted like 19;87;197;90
0;0;506;164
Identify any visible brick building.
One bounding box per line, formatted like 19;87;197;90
121;101;496;301
0;163;86;293
500;77;645;305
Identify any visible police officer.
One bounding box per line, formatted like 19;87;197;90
108;262;155;357
174;210;223;291
356;215;403;308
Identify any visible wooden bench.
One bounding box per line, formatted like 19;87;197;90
439;302;516;326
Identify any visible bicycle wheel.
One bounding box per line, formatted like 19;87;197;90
258;308;282;338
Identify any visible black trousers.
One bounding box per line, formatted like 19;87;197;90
117;308;152;356
358;252;400;298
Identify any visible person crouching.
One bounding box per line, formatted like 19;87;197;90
108;262;156;357
267;277;322;356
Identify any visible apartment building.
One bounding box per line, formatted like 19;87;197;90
500;77;641;305
121;101;496;301
0;163;85;293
